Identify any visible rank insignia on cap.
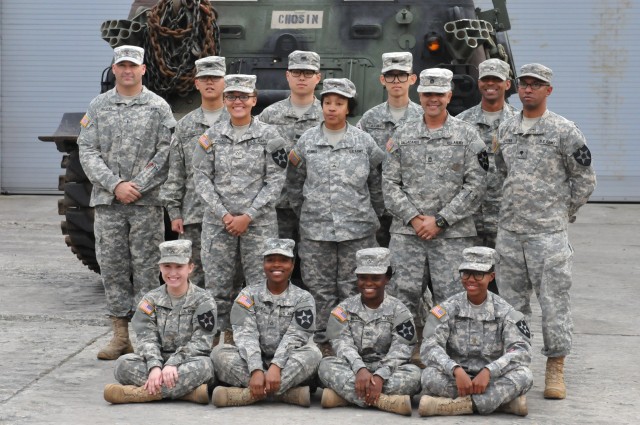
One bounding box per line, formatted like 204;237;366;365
288;149;302;167
139;299;155;316
236;294;254;309
430;305;446;319
295;309;314;329
331;306;348;322
198;134;211;150
80;114;90;128
197;310;216;332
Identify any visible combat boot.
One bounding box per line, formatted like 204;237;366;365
410;327;425;368
496;395;528;416
318;342;334;358
374;394;412;416
418;395;473;416
212;386;257;407
273;386;311;407
320;388;350;408
97;316;134;360
544;356;566;399
223;330;235;346
179;384;209;404
103;384;162;404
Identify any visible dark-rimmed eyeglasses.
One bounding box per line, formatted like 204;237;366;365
224;94;256;102
289;69;318;78
460;270;490;280
383;73;410;83
197;76;223;82
517;81;549;90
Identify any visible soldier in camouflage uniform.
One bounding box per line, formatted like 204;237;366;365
78;45;176;360
193;74;287;333
161;56;229;288
319;248;420;416
418;247;532;417
287;78;386;351
104;240;217;404
382;68;488;327
494;64;596;400
211;239;321;407
357;52;423;248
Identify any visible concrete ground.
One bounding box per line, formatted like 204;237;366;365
0;195;638;424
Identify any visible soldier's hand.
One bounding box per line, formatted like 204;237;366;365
144;366;163;395
365;374;384;405
171;218;184;234
453;366;473;397
411;215;441;240
355;368;373;400
249;370;267;400
114;181;141;204
225;214;252;236
162;365;179;389
471;368;490;394
265;364;282;394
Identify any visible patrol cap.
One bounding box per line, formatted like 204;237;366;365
114;45;144;65
263;238;295;258
195;56;226;78
320;78;356;98
479;58;510;81
223;74;257;93
158;240;192;265
381;52;413;74
417;68;453;93
519;63;553;83
458;246;497;272
355;248;391;275
288;50;321;71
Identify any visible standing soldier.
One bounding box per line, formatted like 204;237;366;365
495;63;596;400
161;56;229;288
78;45;176;360
357;52;422;247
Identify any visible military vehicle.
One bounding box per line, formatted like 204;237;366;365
40;0;516;273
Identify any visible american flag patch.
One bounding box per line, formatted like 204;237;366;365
385;138;395;152
144;161;156;170
236;294;254;309
430;305;446;319
198;133;211;150
331;306;348;323
139;299;154;316
80;114;90;128
288;150;301;167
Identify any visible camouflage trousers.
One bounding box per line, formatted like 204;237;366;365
201;223;276;330
388;234;472;325
182;223;204;288
473;232;497;249
496;228;574;357
94;204;164;317
299;235;378;343
211;344;321;395
276;207;300;243
318;357;421;407
114;353;215;398
421;365;533;414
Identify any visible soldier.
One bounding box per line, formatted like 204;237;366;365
418;247;532;417
494;63;596;399
382;68;487;331
211;238;321;407
287;78;386;354
192;74;287;335
357;52;422;247
78;45;176;360
103;240;217;404
456;58;518;249
318;248;420;416
161;56;229;288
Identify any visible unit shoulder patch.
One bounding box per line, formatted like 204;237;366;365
272;148;288;168
477;150;489;171
294;309;314;329
197;310;216;332
572;145;592;166
395;320;416;342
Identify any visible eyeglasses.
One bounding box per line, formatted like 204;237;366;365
460;270;490;280
224;94;256;102
197;76;223;82
289;69;318;78
517;81;549;90
383;73;410;83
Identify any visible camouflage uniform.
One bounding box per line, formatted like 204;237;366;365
421;292;533;414
211;283;321;394
318;294;422;406
193;117;287;330
161;107;230;288
114;283;217;398
495;109;596;357
287;122;386;343
78;86;175;317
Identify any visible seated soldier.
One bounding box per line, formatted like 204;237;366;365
104;240;217;404
419;247;533;417
318;248;421;416
211;238;321;407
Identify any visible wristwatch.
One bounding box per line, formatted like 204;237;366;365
434;214;449;229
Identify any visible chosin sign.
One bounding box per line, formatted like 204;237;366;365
271;11;324;29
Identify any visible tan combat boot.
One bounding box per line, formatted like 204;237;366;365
410;326;425;368
544;356;566;399
374;394;412;416
211;386;257;407
318;342;334;358
97;317;134;360
496;395;528;416
103;384;162;404
320;388;350;408
179;384;209;404
418;395;473;416
274;386;311;407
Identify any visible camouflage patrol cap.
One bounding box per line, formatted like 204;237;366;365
458;246;497;272
195;56;226;78
158;240;192;265
355;248;391;275
114;45;144;65
519;63;553;83
288;50;321;71
417;68;453;93
223;74;257;93
479;58;510;81
381;52;413;74
320;78;356;98
263;238;295;258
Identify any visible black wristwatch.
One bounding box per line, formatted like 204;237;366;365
434;214;449;229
